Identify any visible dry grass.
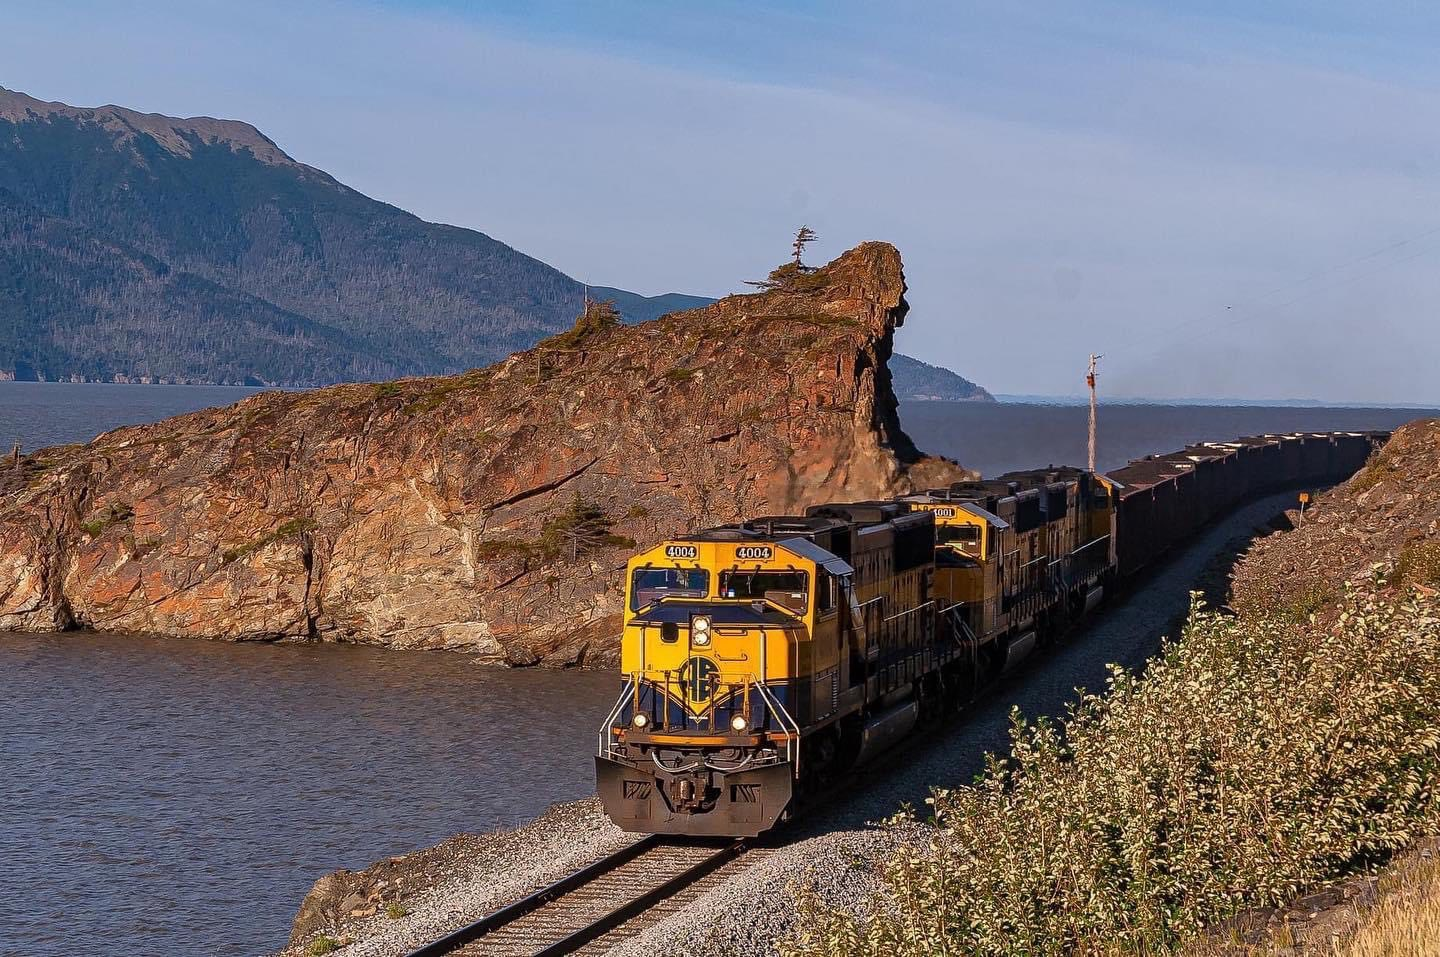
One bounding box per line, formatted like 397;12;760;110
1333;852;1440;957
1395;540;1440;589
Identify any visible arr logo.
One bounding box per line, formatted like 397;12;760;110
665;544;699;559
735;545;773;561
680;656;719;702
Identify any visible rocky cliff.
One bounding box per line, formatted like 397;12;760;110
0;242;970;666
1230;418;1440;617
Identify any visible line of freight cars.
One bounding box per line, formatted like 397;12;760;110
1108;430;1388;576
596;429;1390;836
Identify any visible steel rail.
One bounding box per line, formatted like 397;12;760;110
399;834;663;957
533;838;748;956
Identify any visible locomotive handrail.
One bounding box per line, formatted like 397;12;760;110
882;599;935;623
615;667;801;765
598;676;638;759
752;680;802;768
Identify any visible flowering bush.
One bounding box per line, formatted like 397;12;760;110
786;589;1440;956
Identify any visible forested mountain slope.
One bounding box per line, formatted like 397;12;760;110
0;87;586;384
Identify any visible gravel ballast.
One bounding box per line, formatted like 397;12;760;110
284;491;1306;957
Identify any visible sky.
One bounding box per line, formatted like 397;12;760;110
4;0;1440;404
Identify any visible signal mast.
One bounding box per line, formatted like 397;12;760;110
1087;353;1103;472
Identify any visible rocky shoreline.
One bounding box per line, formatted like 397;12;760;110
282;490;1317;957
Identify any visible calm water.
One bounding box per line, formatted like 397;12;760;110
0;381;265;451
0;634;617;957
900;400;1432;477
0;382;1433;956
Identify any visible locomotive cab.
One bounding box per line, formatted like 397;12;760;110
902;495;1007;640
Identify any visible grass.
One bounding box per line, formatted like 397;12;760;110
384;902;408;920
79;500;134;537
1349;447;1396;493
1336;850;1440;956
399;369;490;416
306;936;340;956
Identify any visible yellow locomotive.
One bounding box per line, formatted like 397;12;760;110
595;504;955;835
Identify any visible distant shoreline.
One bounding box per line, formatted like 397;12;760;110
993;393;1440;410
2;380;1435;411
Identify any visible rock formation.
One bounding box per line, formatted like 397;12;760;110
0;242;971;666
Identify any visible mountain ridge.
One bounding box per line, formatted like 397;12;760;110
0;86;585;385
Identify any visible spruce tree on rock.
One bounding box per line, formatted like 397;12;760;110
792;226;819;267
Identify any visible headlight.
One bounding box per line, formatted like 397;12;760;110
691;615;711;646
631;713;649;729
730;714;748;732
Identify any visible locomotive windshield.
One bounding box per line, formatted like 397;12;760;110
630;567;709;610
719;570;809;613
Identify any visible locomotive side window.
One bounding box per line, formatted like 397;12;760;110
816;571;836;614
720;570;809;613
630;567;709;610
936;525;980;545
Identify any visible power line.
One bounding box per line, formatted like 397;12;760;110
1114;223;1440;368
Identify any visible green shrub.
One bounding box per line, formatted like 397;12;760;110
537;497;634;560
79;500;134;538
474;498;635;566
786;590;1440;956
1281;580;1337;621
306;936;339;956
221;517;317;564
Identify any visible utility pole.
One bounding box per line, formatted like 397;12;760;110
1086;354;1103;473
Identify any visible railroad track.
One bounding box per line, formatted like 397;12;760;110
402;835;756;957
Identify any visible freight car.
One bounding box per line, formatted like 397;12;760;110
596;430;1387;836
